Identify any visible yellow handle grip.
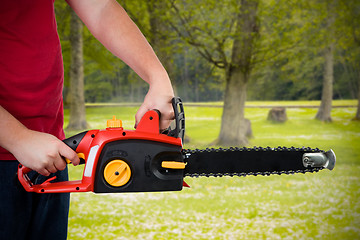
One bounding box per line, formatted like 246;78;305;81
65;153;86;164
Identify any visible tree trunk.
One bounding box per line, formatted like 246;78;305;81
315;43;334;122
316;0;336;122
216;0;259;146
217;68;249;146
66;11;89;131
181;48;189;101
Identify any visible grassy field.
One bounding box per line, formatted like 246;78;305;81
64;101;360;240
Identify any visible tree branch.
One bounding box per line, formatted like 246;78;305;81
168;0;228;68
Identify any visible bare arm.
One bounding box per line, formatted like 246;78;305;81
0;106;80;176
66;0;175;130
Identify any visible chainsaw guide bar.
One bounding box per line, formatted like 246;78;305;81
183;147;334;178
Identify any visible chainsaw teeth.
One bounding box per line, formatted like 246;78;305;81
182;146;324;178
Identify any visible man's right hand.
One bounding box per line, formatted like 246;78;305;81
10;129;80;176
0;105;79;176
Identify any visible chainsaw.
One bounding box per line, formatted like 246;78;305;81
18;97;336;193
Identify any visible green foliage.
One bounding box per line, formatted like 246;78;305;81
248;0;360;101
56;0;359;103
54;1;71;88
64;102;360;239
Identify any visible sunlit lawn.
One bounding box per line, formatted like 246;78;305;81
64;100;360;239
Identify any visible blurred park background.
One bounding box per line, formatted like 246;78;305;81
54;0;360;239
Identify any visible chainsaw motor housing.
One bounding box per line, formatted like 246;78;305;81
17;97;186;194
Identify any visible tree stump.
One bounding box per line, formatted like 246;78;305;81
267;107;287;123
244;118;253;138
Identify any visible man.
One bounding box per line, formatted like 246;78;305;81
0;1;174;239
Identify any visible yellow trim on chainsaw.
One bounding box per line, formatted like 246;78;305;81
66;153;86;164
161;161;186;169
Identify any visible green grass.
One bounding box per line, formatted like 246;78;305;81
64;101;360;240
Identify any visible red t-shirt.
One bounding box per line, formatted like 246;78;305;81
0;0;65;160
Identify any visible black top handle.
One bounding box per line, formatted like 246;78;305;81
167;97;185;143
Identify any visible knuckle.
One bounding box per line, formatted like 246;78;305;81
57;161;66;171
59;164;66;171
161;107;173;117
39;170;49;176
45;147;60;160
46;152;57;159
68;149;78;160
35;164;48;176
37;160;48;170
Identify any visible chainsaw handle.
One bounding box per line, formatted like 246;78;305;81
166;97;185;142
63;131;88;151
138;97;185;141
62;131;88;164
17;164;38;192
17;131;90;192
18;131;88;176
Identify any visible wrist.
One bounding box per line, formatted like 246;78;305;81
5;127;32;154
0;115;29;154
148;74;174;96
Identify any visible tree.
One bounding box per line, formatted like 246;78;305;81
146;1;176;84
315;42;334;122
66;11;89;130
340;0;360;120
315;0;337;122
357;78;360;120
121;0;178;93
169;0;295;145
54;2;71;104
218;0;260;145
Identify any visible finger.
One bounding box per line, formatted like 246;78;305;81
54;157;67;171
37;168;51;177
160;120;172;132
134;104;149;128
45;163;58;174
159;109;175;131
59;143;80;166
